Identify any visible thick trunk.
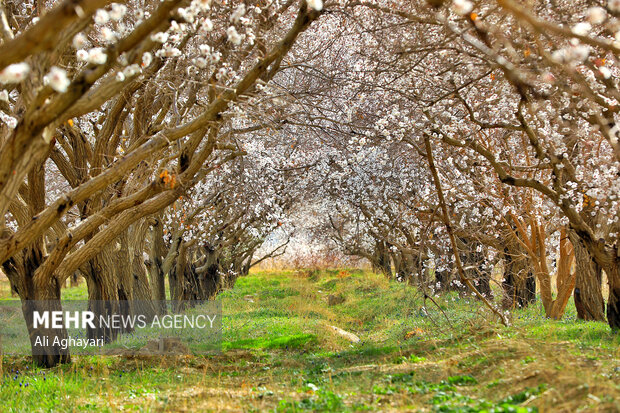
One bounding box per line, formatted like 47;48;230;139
69;272;81;287
170;242;188;311
241;255;252;277
84;253;121;343
169;244;218;310
501;241;536;309
3;248;70;367
146;218;167;314
393;251;418;284
373;241;392;279
147;257;166;303
434;255;453;293
23;291;71;368
197;247;221;300
434;269;450;292
569;230;606;321
459;240;492;299
131;250;157;320
605;262;620;329
392;252;403;280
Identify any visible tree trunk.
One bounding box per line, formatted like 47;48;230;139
84;253;122;343
146;218;167;315
547;229;576;320
69;272;81;287
394;251;418;285
169;241;188;311
605;261;620;329
569;230;606;321
197;246;221;300
459;239;492;299
501;241;536;309
434;254;453;293
391;251;402;279
131;249;157;320
23;291;71;368
373;241;392;279
3;248;71;367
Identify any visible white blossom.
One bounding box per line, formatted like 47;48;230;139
0;90;8;102
101;27;117;43
109;3;127;21
307;0;323;11
4;116;17;129
0;62;30;84
76;49;89;62
194;0;212;11
94;9;110;25
571;45;590;62
72;33;88;49
216;67;227;80
609;0;620;13
600;66;612;79
199;44;211;55
178;8;195;24
572;22;591;36
227;26;242;45
162;47;182;58
87;47;108;64
151;32;169;43
231;5;246;23
210;51;221;63
587;7;607;24
194;57;208;68
44;66;70;93
116;71;126;81
142;52;153;68
452;0;473;16
200;18;214;33
123;64;141;77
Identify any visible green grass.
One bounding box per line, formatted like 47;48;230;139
1;358;198;411
61;283;89;300
1;269;619;411
222;333;317;350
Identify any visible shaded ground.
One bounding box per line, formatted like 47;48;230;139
1;269;619;412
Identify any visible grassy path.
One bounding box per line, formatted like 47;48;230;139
1;270;619;411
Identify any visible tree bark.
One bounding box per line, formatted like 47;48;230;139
458;238;492;299
501;238;536;309
3;248;71;367
146;217;167;315
83;252;122;343
569;230;606;321
607;262;620;330
373;241;392;279
23;291;71;368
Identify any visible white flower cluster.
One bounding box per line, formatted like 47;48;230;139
44;66;70;93
0;63;30;84
452;0;473;16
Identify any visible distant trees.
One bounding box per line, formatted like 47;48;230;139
321;0;619;329
265;0;618;329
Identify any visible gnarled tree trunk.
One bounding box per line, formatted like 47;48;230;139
3;247;71;367
373;241;392;279
501;239;536;309
84;251;123;343
569;230;606;321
